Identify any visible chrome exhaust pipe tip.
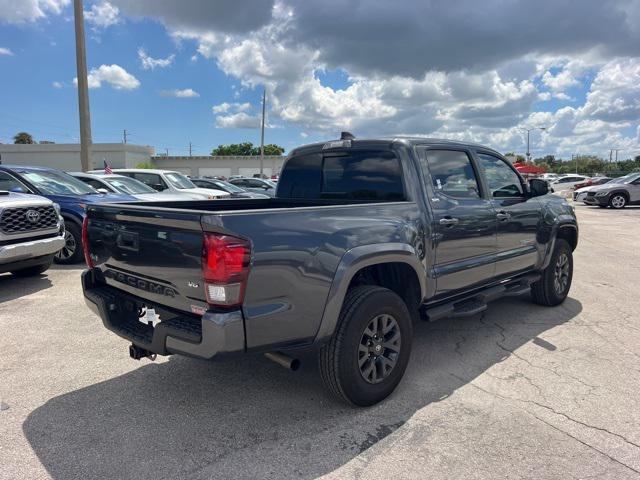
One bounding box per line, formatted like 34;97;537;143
265;352;300;371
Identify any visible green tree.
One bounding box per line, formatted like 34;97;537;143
211;142;285;156
260;144;285;156
135;161;155;169
13;132;35;144
211;142;256;156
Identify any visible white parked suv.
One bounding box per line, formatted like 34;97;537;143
550;175;590;192
0;191;65;276
88;169;230;200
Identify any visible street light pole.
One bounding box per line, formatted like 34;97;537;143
259;88;266;177
73;0;92;172
521;126;546;162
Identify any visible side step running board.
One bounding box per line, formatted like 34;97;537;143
424;274;540;322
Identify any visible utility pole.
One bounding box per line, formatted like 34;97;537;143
614;149;621;162
73;0;92;172
165;148;169;156
609;149;613;163
260;87;266;177
123;129;128;144
189;141;192;157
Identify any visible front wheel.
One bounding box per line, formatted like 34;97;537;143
531;239;573;306
54;222;83;264
609;194;627;209
318;285;413;406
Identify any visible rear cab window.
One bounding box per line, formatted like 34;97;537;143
278;149;406;201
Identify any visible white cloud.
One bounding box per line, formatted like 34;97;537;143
85;1;120;29
52;81;64;88
74;64;140;90
0;0;69;23
60;1;640;157
137;47;175;70
578;58;640;123
212;102;250;114
215;112;263;129
0;47;13;55
159;88;199;98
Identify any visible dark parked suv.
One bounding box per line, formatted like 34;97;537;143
82;135;578;406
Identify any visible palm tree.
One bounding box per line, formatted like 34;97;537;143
13;132;35;144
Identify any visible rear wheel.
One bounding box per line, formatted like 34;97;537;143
609;194;627;209
54;222;83;264
531;239;573;306
11;257;53;277
318;285;413;406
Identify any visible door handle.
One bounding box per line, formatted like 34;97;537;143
439;217;459;226
496;211;511;221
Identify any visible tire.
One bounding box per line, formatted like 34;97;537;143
318;285;413;406
54;221;83;264
609;194;627;209
531;239;573;306
11;258;53;277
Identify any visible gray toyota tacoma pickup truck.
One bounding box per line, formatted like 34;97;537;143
82;135;578;406
1;191;65;276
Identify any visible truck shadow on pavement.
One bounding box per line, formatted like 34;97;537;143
23;296;582;480
0;273;52;303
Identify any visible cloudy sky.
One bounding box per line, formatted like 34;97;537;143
0;0;639;158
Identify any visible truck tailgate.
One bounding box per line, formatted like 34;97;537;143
85;204;208;314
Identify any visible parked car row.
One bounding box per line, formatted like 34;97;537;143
0;163;278;270
573;172;640;209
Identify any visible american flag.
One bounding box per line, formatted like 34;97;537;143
104;160;113;175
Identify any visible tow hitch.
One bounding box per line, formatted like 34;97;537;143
129;344;157;361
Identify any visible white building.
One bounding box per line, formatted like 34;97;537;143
152;155;286;178
0;143;154;171
0;143;286;178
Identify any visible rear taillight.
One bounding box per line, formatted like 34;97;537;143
202;233;251;307
82;216;93;268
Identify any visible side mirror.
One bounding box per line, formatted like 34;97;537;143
96;188;110;194
9;186;26;193
529;178;549;197
151;183;165;191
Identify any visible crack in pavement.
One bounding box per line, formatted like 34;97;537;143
527;412;640;478
451;373;640;475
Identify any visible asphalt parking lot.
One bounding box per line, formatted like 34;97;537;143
1;204;639;480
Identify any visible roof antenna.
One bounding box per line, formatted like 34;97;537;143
340;131;355;141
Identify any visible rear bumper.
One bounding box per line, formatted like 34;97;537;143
0;234;65;264
81;269;245;358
